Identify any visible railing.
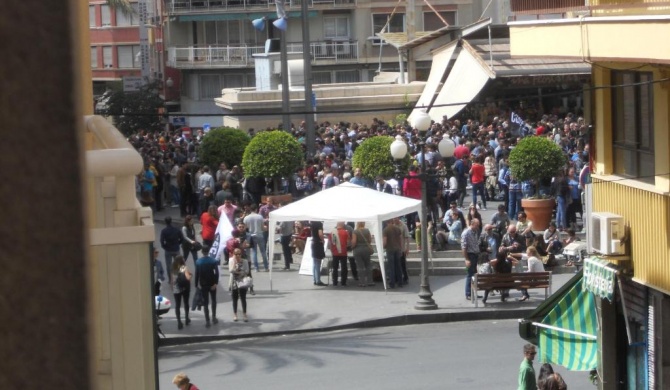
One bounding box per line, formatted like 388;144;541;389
510;0;670;15
169;0;355;13
168;41;359;67
287;41;359;63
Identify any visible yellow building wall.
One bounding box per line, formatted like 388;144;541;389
510;19;670;64
593;179;670;292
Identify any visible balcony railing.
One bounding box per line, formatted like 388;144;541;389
510;0;670;15
167;41;359;68
168;0;355;13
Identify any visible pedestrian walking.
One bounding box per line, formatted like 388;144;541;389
160;216;183;284
518;343;538;390
195;247;219;327
229;249;250;322
311;220;326;286
171;255;191;330
461;218;481;300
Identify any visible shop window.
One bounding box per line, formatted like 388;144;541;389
611;71;654;183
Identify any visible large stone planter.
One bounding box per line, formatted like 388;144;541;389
521;198;555;231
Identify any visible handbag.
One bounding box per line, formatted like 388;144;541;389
357;230;374;255
191;241;203;252
236;276;253;289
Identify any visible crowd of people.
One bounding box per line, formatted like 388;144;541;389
140;109;589;386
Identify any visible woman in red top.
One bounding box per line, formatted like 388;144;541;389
329;222;350;286
469;155;487;211
200;204;219;249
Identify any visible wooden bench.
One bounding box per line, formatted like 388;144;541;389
472;272;552;307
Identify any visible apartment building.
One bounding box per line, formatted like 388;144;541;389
164;0;509;126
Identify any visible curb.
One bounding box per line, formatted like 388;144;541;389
157;308;534;347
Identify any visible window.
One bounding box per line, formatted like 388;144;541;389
324;16;349;40
200;74;222;99
223;74;243;89
101;5;111;27
335;70;360;84
91;47;98;68
102;47;113;68
371;13;404;45
116;4;139;26
612;71;654;183
117;45;140;68
89;5;96;27
312;71;332;85
423;11;456;31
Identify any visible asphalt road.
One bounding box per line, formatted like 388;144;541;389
158;320;594;390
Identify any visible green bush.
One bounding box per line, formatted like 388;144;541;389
242;130;303;179
198;127;250;169
352;136;410;180
508;136;566;185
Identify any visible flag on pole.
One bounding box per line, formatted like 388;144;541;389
208;215;234;261
511;111;524;127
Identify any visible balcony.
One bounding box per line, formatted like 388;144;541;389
168;0;355;13
167;40;359;68
510;0;670;16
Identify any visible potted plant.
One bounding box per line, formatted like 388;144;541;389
508;136;566;230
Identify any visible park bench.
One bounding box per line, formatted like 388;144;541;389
472;271;552;307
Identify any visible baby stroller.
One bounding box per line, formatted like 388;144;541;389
155;295;172;338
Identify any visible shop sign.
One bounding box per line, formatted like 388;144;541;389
583;257;616;301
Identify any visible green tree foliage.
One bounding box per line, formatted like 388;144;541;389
352;136;410;180
97;81;164;136
242;130;303;179
508;136;566;184
107;0;134;16
198;127;250;170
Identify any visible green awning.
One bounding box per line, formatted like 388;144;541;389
583;257;617;301
538;277;598;371
178;10;317;22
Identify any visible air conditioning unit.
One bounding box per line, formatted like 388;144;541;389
589;212;625;255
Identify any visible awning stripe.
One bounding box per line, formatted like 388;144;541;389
538;277;598;371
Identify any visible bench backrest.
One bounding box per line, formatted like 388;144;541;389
476;272;551;290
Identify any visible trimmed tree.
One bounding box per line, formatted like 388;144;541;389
508;135;566;192
198;127;250;169
242;130;303;194
96;81;164;136
352;135;411;180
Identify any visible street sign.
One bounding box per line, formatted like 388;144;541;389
123;76;144;92
203;123;211;133
171;116;186;126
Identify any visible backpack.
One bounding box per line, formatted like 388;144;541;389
176;271;190;290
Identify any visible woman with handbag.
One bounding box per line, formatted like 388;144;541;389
229;249;250;322
171;255;192;330
181;215;201;262
351;221;374;287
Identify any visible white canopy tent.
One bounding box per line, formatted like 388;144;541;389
268;182;422;289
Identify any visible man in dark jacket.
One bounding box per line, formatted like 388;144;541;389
195;247;220;327
160;216;183;284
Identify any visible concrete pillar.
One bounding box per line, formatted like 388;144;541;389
0;0;90;388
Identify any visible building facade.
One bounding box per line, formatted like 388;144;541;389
509;1;670;388
164;0;508;127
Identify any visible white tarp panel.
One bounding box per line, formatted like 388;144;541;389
408;42;457;123
267;182;421;290
428;46;493;122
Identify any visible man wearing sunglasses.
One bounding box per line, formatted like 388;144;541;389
518;343;537;390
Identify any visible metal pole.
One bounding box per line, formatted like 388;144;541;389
301;0;315;158
416;141;437;310
280;29;291;132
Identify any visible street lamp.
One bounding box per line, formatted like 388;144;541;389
390;110;455;310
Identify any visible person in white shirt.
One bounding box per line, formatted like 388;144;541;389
518;246;545;302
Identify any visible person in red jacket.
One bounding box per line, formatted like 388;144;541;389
402;165;422;234
172;373;199;390
329;221;351;286
200;204;219;249
469;155;487;210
